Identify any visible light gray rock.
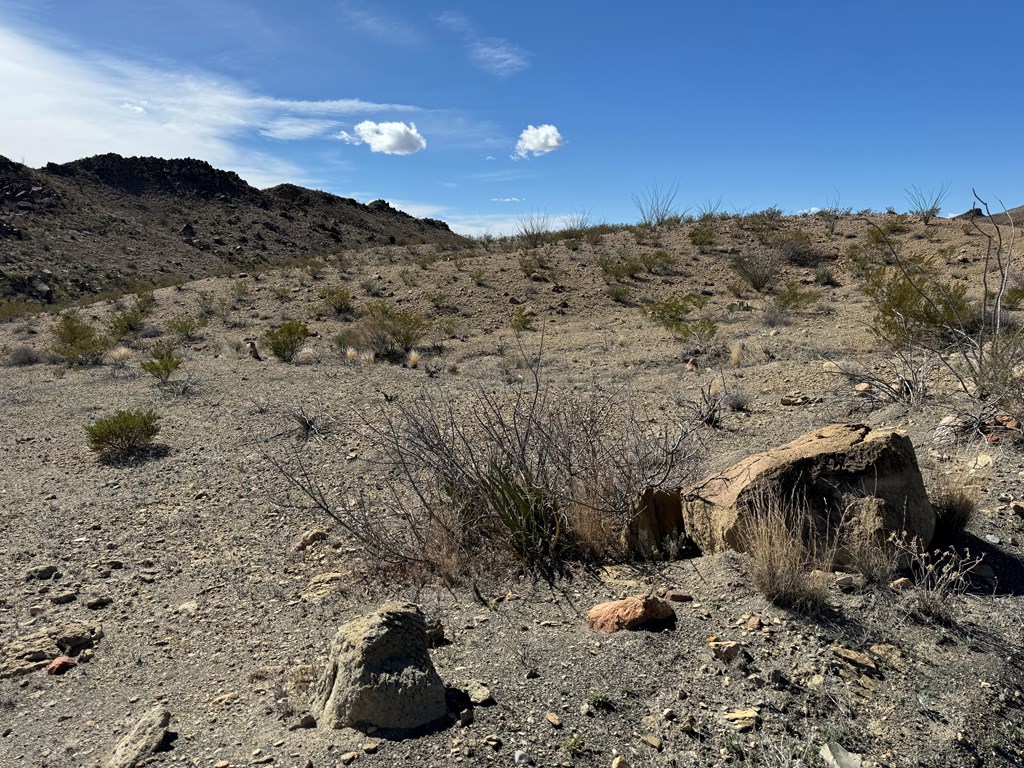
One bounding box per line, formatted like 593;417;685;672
310;601;447;732
106;707;170;768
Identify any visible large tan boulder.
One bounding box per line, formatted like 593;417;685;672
680;423;935;555
310;601;448;733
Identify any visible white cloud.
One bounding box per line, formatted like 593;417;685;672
490;197;523;203
0;24;420;187
260;117;337;140
337;121;426;155
514;124;564;158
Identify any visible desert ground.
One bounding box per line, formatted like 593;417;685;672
2;206;1024;768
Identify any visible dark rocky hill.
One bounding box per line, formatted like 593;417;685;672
0;153;458;305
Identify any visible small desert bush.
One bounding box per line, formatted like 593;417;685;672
772;281;821;313
140;340;182;384
85;408;161;462
108;292;156;341
740;207;784;242
645;294;717;346
730;252;782;292
740;493;831;612
814;265;838;286
511;307;535;331
774;229;824;267
639;249;677;274
264;320;310;362
319;285;354;317
336;301;429;362
596;251;644;282
606;284;631;304
689;224;716;248
165;313;206;342
52;310;110;366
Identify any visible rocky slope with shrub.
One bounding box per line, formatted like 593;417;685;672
1;201;1023;767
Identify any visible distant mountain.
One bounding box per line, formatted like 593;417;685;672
0;153;458;305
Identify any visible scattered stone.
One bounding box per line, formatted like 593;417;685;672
580;703;595;717
744;616;763;632
302;572;348;602
289;713;316;730
514;749;534;765
587;595;675;633
105;707;171;768
362;742;379;754
831;646;877;672
0;620;103;678
290;529;327;553
680;424;936;556
1012;501;1024;519
310;602;447;732
722;707;760;732
339;751;359;765
46;656;77;675
611;757;631;768
663;589;693;603
86;595;113;610
820;741;864;768
853;382;872;397
834;573;857;590
985;534;1001;545
50;591;77;605
459;707;474;726
25;564;59;580
425;619;446;648
641;734;662;750
467;680;495;706
889;577;913;591
708;640;743;662
545;712;562;728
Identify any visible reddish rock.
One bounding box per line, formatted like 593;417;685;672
744;616;764;632
889;577;913;591
664;589;693;603
708;640;743;661
46;656;77;675
587;595;675;633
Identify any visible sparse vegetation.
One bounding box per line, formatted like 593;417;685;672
730;252;782;292
85;408;161;462
264;320;310;362
52;309;110;365
140;340;183;384
632;179;681;229
336;300;430;362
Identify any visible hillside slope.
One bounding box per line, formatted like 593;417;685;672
0;153;457;304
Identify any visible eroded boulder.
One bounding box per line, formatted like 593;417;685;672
310;601;447;733
587;595;676;633
681;423;935;555
0;620;103;678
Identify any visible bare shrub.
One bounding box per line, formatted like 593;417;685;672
731;252;782;292
905;181;951;224
266;360;705;580
739;491;832;612
632;180;681;229
929;476;978;547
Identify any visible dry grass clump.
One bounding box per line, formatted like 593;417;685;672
102;345;135;370
336;300;430;363
5;345;41;366
929;475;978;547
740;492;832;612
292;347;318;366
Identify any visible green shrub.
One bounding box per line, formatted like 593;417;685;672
689;224;716;248
773;281;821;313
265;320;310;362
320;285;354;317
511;307;535;331
645;294;717;345
640;249;677;274
606;284;631;304
595;250;644;282
140;340;182;384
85;409;161;462
53;310;110;365
814;266;838;286
165;313;206;341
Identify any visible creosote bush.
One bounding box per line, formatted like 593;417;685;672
52;309;110;366
85;408;161;462
265;320;310;362
140;340;182;384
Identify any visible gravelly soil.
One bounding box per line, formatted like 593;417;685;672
2;214;1024;768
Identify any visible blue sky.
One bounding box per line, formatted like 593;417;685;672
1;1;1021;235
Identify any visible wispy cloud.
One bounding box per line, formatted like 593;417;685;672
514;124;564;158
336;2;422;46
260;117;338;140
438;11;529;77
0;24;420;186
490;196;524;202
338;121;427;155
